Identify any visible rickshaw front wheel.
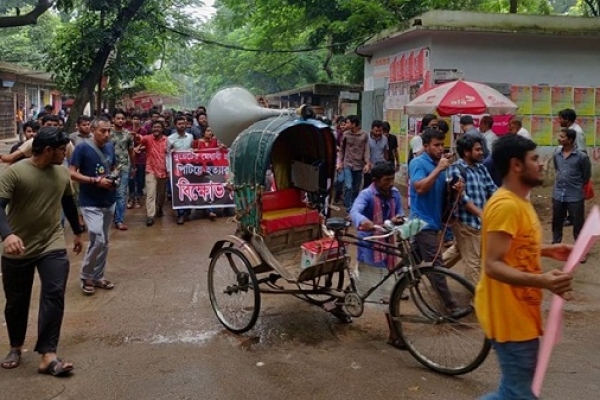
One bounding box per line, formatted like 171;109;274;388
208;247;261;334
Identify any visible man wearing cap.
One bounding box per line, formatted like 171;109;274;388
460;115;489;158
0;127;83;376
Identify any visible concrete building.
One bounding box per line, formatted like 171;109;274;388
357;10;600;178
0;61;59;139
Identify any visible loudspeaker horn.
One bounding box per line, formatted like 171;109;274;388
207;87;292;146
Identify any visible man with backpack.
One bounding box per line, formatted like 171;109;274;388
442;136;497;283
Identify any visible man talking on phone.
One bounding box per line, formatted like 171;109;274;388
408;128;471;319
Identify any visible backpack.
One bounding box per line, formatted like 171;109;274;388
441;163;468;224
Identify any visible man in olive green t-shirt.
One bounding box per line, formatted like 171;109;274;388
0;128;83;377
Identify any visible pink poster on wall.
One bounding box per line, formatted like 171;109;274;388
402;53;410;82
407;52;416;82
389;57;397;83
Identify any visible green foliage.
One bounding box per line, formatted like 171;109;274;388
0;10;61;68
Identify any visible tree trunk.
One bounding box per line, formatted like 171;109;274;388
64;0;148;132
0;0;53;28
509;0;518;13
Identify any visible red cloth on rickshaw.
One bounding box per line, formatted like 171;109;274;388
261;188;320;234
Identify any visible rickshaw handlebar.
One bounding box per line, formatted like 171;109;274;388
362;222;402;242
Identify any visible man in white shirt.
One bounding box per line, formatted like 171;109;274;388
558;108;586;153
480;115;497;154
168;115;194;225
509;119;531;139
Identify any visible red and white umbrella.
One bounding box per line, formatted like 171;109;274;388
404;80;518;116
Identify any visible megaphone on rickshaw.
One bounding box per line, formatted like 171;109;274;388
207;87;316;146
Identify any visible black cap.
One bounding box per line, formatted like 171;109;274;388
33;127;70;150
459;115;474;125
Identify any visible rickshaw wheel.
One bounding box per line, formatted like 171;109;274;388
388;266;491;375
299;270;345;305
208;247;261;334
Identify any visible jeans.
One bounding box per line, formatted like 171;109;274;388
81;205;115;282
128;164;146;199
334;171;344;202
343;167;363;211
480;339;540;400
2;250;70;354
552;199;584;243
114;169;130;224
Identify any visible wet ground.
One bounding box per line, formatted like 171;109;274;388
0;143;599;399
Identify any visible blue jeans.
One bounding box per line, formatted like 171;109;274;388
128;164;146;199
343;167;363;211
480;339;540;400
114;169;130;224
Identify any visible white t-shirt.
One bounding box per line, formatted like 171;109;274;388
570;122;587;153
517;128;531;139
483;130;498;153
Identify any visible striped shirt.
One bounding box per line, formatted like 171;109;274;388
448;158;497;230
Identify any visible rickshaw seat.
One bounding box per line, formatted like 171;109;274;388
261;188;320;234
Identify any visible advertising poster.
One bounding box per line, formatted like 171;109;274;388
531;86;552;115
530;116;553;146
170;149;235;210
510;85;532;115
574;88;595;116
577;117;596;147
595;118;600;147
595;88;600;116
551;86;573;114
521;116;532;135
373;56;390;79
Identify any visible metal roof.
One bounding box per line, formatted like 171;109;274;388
0;61;53;83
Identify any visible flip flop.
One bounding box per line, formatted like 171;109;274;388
81;280;95;295
38;359;74;377
93;280;115;290
1;349;21;369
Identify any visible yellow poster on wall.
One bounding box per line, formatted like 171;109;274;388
574;88;595;116
551;86;573;114
578;117;596;147
531;86;552;115
511;86;532;115
530;116;553;146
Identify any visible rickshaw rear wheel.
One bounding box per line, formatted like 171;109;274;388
208;247;261;334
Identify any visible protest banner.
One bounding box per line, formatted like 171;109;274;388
170;149;235;210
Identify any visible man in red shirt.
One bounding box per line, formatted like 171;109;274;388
139;121;168;226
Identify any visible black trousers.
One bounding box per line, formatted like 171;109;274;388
1;250;70;354
414;230;456;308
552;199;584;244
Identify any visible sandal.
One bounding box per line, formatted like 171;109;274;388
209;212;217;221
134;200;141;209
1;348;21;369
38;358;74;377
81;280;95;295
93;280;115;290
127;201;134;209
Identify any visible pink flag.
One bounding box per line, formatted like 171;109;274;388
532;206;600;397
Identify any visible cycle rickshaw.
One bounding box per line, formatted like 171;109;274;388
207;91;490;375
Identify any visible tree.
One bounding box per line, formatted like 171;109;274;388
0;0;72;28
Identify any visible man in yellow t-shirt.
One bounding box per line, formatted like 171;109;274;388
476;134;574;400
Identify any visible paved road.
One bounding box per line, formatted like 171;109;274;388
0;185;599;399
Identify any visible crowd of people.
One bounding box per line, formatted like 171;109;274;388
0;102;593;397
0;105;224;376
344;107;589;399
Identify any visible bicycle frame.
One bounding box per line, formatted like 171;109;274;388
333;229;423;303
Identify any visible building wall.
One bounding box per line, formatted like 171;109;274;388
362;31;600;182
430;33;600;87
